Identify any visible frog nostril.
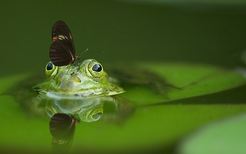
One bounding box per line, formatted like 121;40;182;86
72;75;81;83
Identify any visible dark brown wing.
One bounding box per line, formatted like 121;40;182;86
50;20;76;66
49;40;75;66
52;20;73;42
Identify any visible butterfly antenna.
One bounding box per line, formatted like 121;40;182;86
72;48;89;67
77;48;89;61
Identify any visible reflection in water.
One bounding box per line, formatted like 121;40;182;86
45;97;108;122
30;95;134;152
13;74;133;153
49;113;76;151
32;96;131;122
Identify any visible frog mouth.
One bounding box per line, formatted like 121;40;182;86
46;86;124;100
46;89;105;99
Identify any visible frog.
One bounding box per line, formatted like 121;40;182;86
32;59;129;122
30;20;133;123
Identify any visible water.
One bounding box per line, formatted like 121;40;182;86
0;0;246;153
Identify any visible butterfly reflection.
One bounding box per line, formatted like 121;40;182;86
32;93;133;151
49;113;76;151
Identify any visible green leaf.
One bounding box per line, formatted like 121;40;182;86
122;63;246;106
179;114;246;154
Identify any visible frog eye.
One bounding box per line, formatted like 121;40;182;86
46;62;53;70
92;64;102;72
45;62;58;77
88;61;104;78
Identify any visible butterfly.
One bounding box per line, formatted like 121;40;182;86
49;20;76;66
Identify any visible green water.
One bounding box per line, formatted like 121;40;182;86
1;0;246;153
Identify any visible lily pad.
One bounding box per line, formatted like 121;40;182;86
179;114;246;154
122;63;246;106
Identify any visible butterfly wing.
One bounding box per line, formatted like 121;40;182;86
52;20;73;41
49;40;75;66
49;20;76;66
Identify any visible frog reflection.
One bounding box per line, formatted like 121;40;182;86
32;92;133;151
46;98;104;123
32;95;124;123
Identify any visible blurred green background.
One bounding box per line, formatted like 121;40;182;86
1;0;246;153
1;0;246;76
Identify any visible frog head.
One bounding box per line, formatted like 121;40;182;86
35;59;124;98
